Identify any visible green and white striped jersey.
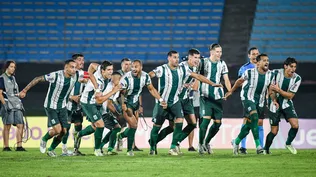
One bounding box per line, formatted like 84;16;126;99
101;81;120;115
199;58;228;100
44;70;83;109
153;64;192;105
80;66;110;104
120;71;151;104
270;69;301;111
178;61;198;100
67;70;85;111
240;68;274;107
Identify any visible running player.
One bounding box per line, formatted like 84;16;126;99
225;54;276;155
198;43;232;154
264;57;301;154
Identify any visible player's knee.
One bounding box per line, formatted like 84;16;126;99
271;129;278;135
258;119;264;126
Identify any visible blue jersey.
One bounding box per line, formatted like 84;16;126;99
238;62;255;77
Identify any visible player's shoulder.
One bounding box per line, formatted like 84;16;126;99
141;71;149;76
293;72;301;80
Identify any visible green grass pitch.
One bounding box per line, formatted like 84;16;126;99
1;148;315;177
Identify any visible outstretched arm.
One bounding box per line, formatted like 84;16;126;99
190;72;222;87
19;76;45;98
224;78;244;99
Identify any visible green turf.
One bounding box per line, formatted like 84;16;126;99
0;148;315;177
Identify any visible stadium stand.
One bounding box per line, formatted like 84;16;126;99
249;0;316;62
0;0;224;62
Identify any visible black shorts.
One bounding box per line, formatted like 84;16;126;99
67;110;84;123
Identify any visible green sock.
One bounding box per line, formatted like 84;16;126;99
286;128;298;145
199;118;210;144
249;113;260;148
264;132;276;150
235;122;251;145
42;131;53;142
48;137;62;151
100;130;112;149
157;126;174;143
62;127;70;144
150;126;161;151
170;123;183;149
178;124;196;143
79;125;95;137
108;128;121;151
205;122;221;144
127;128;137;151
121;128;129;138
74;124;82;132
94;127;104;149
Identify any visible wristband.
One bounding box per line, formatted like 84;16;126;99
159;98;163;102
95;88;101;93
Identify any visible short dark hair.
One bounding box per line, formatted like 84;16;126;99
209;43;221;51
132;59;143;66
2;60;16;73
65;59;75;65
256;54;268;62
284;57;297;66
121;58;131;64
188;48;200;56
72;53;84;60
112;71;122;76
101;60;113;70
167;50;178;57
248;47;258;55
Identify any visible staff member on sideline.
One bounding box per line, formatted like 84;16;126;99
0;60;26;151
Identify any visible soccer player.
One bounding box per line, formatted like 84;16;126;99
19;60;97;157
116;58;130;151
99;71;122;155
74;60;119;156
149;50;221;155
117;60;165;156
0;60;26;151
198;43;232;154
61;54;86;156
225;54;276;155
264;57;301;154
238;47;261;154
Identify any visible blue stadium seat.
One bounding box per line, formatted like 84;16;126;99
249;0;316;62
0;0;224;62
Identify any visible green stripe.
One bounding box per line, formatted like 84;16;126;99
57;77;71;109
168;68;179;105
128;76;141;103
47;73;58;108
208;62;217;98
87;90;94;103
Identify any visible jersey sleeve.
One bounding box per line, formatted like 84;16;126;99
238;66;244;78
152;66;163;78
44;72;56;83
77;70;85;81
241;69;249;81
289;75;301;93
145;73;152;86
221;61;229;75
120;76;129;90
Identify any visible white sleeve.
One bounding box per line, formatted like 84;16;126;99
289;76;301;93
221;61;229;75
152;66;163;78
44;72;56;83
